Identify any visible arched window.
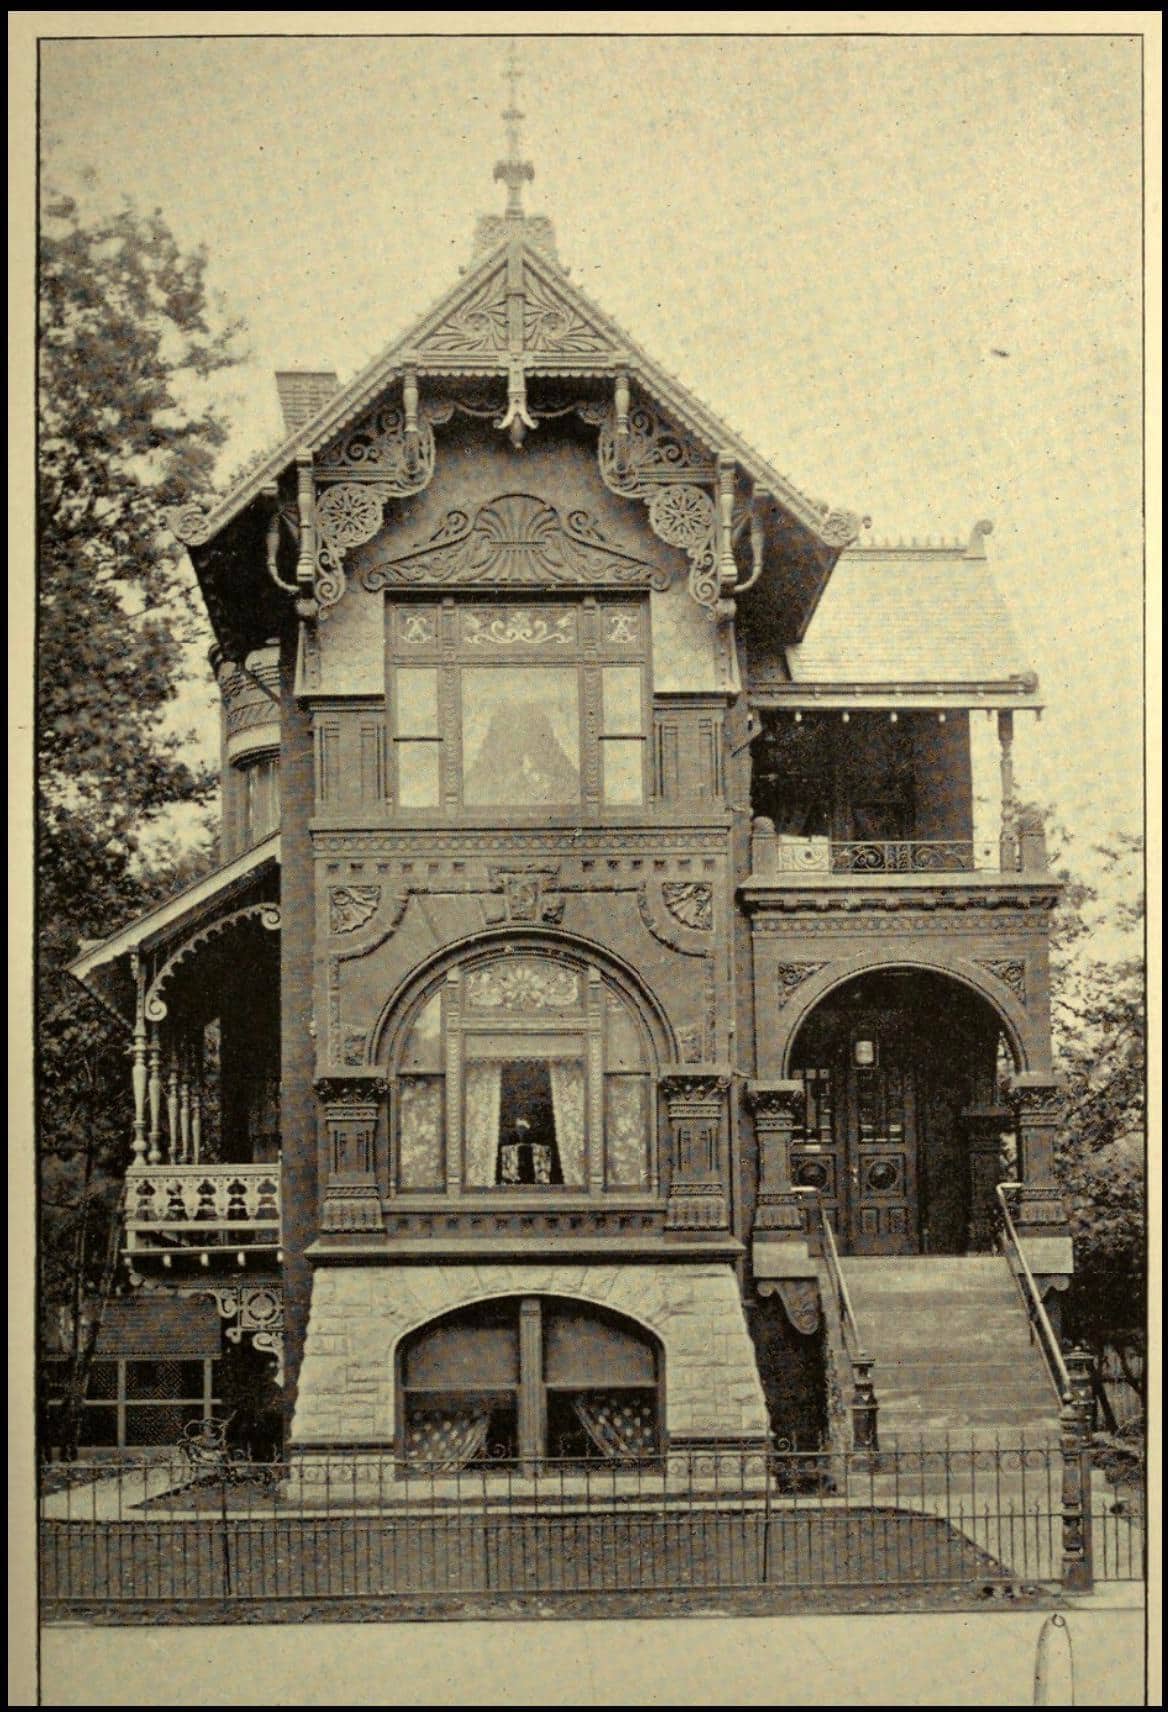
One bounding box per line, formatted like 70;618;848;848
393;950;654;1195
399;1296;661;1468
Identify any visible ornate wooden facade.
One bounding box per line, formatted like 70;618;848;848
67;148;1070;1460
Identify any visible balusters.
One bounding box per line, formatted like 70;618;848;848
130;955;148;1163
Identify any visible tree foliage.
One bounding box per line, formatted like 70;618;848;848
37;191;246;1446
1045;825;1146;1391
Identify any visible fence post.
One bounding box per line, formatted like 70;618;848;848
851;1358;880;1471
1060;1347;1095;1591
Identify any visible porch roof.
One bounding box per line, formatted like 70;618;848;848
750;527;1042;709
67;832;280;1023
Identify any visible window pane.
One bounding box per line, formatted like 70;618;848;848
544;1304;657;1385
602;738;643;805
461;667;580;805
400;992;442;1072
604;994;645;1070
404;1395;517;1468
601;666;642;735
606;1076;650;1189
397;742;440;807
547;1390;658;1461
126;1359;204;1399
398;1076;444;1189
124;1404;203;1446
396;667;439;736
404;1311;519;1387
76;1406;119;1448
464;1056;587;1188
86;1360;119;1400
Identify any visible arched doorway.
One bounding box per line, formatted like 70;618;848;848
787;970;1013;1256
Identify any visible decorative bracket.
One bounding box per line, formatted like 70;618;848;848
589;398;725;614
496;358;537;448
144;904;280;1024
310;395;455;610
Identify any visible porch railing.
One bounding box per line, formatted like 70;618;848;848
994;1182;1070;1406
809;1191;879;1457
124;1161;281;1250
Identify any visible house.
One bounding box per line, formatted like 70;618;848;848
64;125;1072;1464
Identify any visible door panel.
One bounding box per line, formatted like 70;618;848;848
789;1065;845;1237
847;1045;918;1255
791;1021;920;1255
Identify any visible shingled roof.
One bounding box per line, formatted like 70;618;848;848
757;524;1040;707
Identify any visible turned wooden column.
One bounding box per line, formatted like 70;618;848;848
997;709;1018;871
660;1068;730;1231
746;1079;807;1236
129;953;148;1164
146;1025;163;1165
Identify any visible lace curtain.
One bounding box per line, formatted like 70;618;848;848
464;1062;502;1188
404;1404;491;1472
571;1392;657;1459
549;1060;586;1188
398;1077;443;1189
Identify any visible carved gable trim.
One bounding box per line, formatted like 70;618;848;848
363;491;670;592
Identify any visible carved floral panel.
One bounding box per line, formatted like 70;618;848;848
464;959;581;1012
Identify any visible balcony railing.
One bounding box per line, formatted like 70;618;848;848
124;1162;281;1251
747;822;1050;882
830;840;977;873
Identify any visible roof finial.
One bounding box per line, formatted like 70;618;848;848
493;40;534;218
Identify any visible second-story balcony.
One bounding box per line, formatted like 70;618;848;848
744;818;1050;893
124;1160;282;1263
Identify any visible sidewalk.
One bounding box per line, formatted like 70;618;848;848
40;1602;1151;1706
40;1463;187;1522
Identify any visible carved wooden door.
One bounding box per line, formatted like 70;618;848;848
845;1024;918;1255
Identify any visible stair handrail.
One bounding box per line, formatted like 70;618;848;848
800;1188;879;1456
813;1193;869;1363
995;1180;1071;1404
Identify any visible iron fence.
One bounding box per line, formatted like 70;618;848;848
39;1439;1144;1604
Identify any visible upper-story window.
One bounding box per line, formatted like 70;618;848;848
239;751;280;846
393;949;655;1195
388;599;649;813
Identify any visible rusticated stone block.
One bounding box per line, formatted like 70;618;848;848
291;1260;768;1448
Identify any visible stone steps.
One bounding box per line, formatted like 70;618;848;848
840;1254;1061;1447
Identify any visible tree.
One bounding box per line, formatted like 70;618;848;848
1045;826;1146;1415
37;190;247;1453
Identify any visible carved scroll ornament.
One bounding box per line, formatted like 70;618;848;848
588;402;724;612
311;399;454;608
363;492;669;592
328;885;382;935
144;904;280;1023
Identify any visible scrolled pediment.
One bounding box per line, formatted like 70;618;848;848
363;491;671;592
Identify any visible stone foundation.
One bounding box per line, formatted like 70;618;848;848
292;1261;769;1447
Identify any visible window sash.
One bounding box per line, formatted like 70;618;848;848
387;600;649;814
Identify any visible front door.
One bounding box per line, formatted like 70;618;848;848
790;1014;920;1255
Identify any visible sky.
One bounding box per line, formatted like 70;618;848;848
37;26;1148;878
